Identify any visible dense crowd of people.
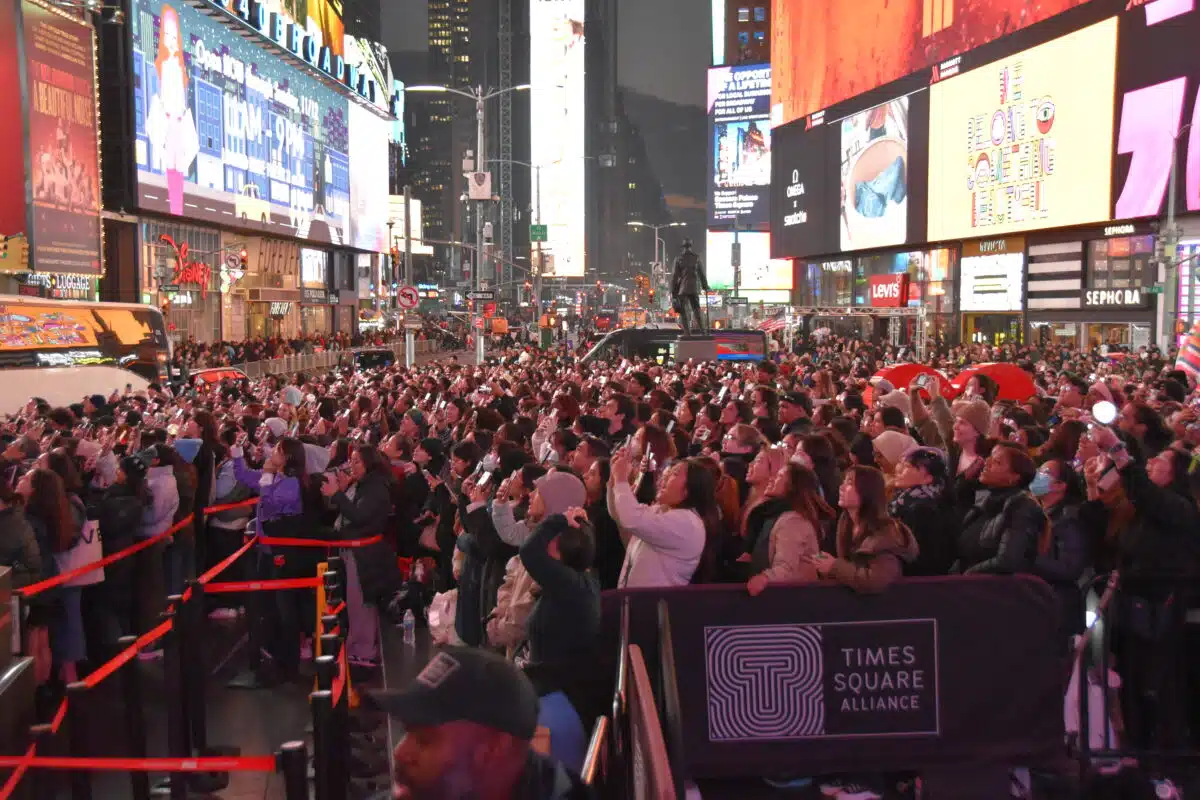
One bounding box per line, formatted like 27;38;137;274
2;331;1199;799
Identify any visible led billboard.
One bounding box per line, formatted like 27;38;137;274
705;231;793;293
23;0;101;274
927;18;1117;241
840;97;910;252
708;64;771;227
130;0;391;250
530;0;586;277
1112;0;1200;220
770;0;1092;129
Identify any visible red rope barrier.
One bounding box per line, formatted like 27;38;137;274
203;497;260;515
197;536;256;585
0;754;278;772
326;602;345;616
19;519;188;599
255;534;383;549
0;744;35;800
82;620;173;689
49;698;68;734
203;577;322;594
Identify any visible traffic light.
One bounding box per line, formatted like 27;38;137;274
239;248;248;268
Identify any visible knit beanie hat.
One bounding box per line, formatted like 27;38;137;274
953;398;991;438
534;471;586;517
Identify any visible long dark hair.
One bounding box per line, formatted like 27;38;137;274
779;462;835;528
26;468;76;553
844;465;891;542
193;410;226;462
672;458;721;584
45;449;83;497
800;434;841;506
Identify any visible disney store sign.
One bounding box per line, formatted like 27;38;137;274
161;235;212;294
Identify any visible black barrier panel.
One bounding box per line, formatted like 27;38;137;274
600;575;1065;779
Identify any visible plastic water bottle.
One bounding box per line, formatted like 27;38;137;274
402;609;415;646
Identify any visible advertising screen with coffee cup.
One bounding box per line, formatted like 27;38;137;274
838;91;929;253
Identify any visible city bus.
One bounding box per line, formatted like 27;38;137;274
0;296;171;410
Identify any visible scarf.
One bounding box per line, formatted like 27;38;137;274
888;484;940;518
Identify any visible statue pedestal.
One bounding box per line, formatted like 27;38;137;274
674;336;717;363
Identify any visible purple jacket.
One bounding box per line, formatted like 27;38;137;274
232;458;304;535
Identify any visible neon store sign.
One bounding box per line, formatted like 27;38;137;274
161;235;212;294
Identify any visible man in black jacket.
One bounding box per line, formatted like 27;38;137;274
366;647;593;799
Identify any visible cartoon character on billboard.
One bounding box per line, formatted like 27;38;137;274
145;4;199;216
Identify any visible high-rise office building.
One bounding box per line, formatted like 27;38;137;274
343;0;382;40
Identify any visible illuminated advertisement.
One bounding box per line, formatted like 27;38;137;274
927;19;1117;242
1113;0;1200;219
960;252;1025;312
530;0;586;277
23;0;102;274
705;231;793;292
770;0;1092;128
771;119;834;259
708;64;771;227
841;97;909;252
130;0;392;250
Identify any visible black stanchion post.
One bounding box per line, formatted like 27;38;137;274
118;635;152;800
311;690;333;800
278;740;309;800
63;683;93;800
227;547;265;689
314;653;336;693
161;608;188;800
181;582;206;754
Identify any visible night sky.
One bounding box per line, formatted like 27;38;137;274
383;0;709;108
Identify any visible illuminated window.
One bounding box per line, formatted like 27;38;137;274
737;7;750;22
738;31;749;45
753;31;765;44
627;182;637;190
922;0;954;37
754;6;766;21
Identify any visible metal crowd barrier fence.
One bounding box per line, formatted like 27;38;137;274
210;339;440;380
1074;571;1200;786
1;498;381;800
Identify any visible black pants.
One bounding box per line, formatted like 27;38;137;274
678;293;705;336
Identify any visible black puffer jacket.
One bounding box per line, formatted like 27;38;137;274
332;469;398;604
953;486;1047;575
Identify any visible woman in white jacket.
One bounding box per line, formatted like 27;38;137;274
608;451;714;588
134;447;179;648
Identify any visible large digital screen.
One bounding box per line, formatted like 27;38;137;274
530;0;586;277
770;119;833;259
24;0;101;274
770;0;1092;129
708;64;771;227
927;18;1117;241
705;231;793;292
840;97;910;252
130;0;391;250
1113;0;1200;220
959;252;1025;312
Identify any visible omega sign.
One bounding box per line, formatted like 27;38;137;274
1084;288;1146;308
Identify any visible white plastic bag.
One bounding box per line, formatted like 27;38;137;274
428;590;463;646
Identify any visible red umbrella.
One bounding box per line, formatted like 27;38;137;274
864;363;952;405
948;363;1037;402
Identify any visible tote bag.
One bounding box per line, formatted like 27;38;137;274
54;520;105;587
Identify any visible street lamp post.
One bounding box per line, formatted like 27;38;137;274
627;221;686;311
407;84;530;363
487;158;545;321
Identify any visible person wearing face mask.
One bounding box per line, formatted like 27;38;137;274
951;442;1047;575
1029;459;1088;644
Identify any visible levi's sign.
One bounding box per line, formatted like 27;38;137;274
868;274;910;308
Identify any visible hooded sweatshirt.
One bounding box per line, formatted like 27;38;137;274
140;466;180;539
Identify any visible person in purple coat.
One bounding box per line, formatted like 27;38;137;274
229;436;309;677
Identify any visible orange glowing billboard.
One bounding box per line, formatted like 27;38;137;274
770;0;1093;128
